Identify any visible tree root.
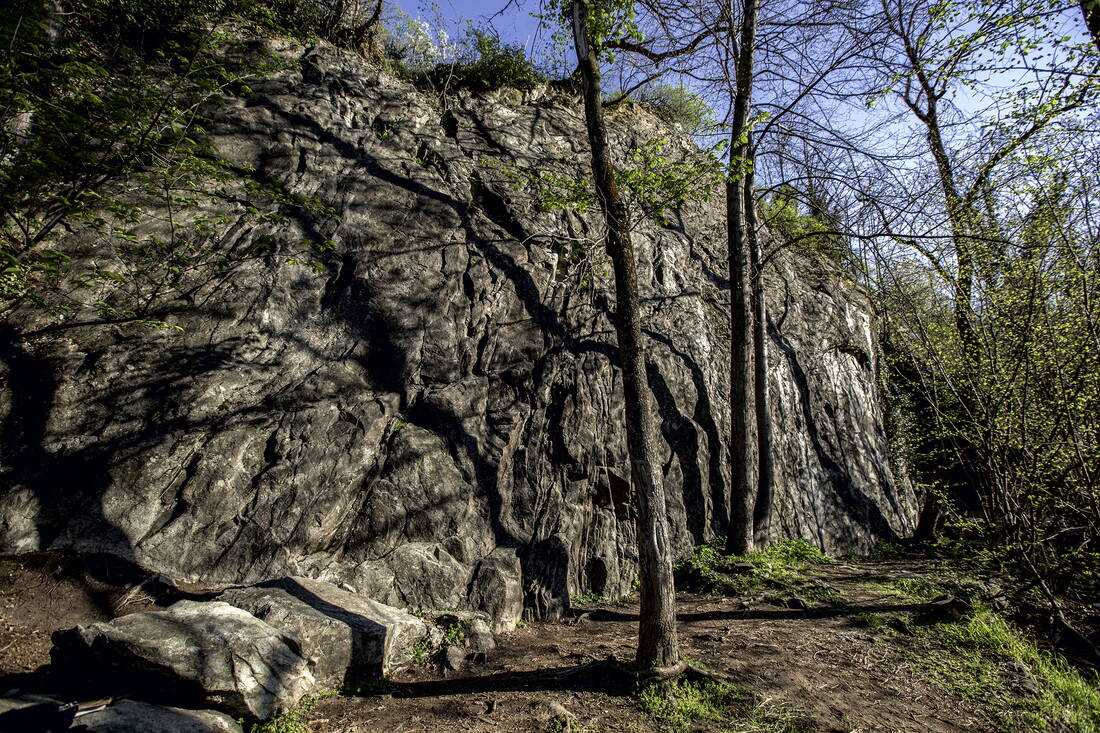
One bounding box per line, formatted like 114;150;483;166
621;659;737;687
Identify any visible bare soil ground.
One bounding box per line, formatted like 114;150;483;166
311;560;1000;733
0;553;160;684
0;554;1040;732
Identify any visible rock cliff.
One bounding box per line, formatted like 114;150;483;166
0;40;916;628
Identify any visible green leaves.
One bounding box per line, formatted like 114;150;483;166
616;138;723;224
0;0;341;329
632;82;716;136
500;137;722;226
543;0;642;61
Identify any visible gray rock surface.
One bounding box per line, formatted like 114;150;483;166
433;611;496;651
0;40;916;626
52;600;314;720
462;618;496;652
441;645;466;672
219;576;431;686
76;700;242;733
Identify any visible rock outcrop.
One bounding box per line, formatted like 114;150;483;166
219;576;433;685
0;40;916;627
0;697;242;733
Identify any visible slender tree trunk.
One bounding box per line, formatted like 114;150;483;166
903;51;981;369
571;0;679;671
745;147;773;544
725;0;759;556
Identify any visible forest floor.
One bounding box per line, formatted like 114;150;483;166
1;551;1097;733
307;558;1030;733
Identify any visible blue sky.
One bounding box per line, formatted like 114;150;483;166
386;0;546;54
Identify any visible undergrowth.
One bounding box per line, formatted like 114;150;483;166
637;678;817;733
246;691;336;733
674;539;837;603
910;608;1100;732
928;603;1100;730
849;611;885;629
863;565;1006;608
859;563;1100;731
864;575;948;602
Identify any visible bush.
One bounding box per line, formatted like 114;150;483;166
762;187;856;271
674;538;835;600
0;0;335;324
633;82;715;136
405;26;544;93
454;31;543;91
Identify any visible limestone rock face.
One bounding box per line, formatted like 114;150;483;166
0;41;916;625
52;601;315;719
219;576;431;686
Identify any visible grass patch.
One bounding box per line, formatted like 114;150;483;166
411;635;434;665
867;540;908;559
849;611;885;629
864;567;997;606
913;608;1100;732
863;575;947;602
638;678;817;733
675;539;837;603
246;692;336;733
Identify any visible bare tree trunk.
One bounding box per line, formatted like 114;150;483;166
725;0;759;556
745;147;774;544
571;0;680;671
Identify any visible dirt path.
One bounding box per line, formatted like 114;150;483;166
312;560;994;733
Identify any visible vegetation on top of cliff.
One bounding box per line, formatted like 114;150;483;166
384;14;547;93
628;82;717;136
0;0;345;327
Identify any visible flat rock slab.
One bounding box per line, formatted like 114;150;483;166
52;600;315;720
0;697;241;732
77;700;242;732
220;576;431;687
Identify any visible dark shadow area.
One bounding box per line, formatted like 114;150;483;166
644;330;728;541
0;327;137;564
389;661;635;699
584;600;929;623
646;362;706;543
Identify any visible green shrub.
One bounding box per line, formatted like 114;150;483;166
397;23;544;93
632;82;716;136
762;187;855;271
675;538;834;600
455;30;543;91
